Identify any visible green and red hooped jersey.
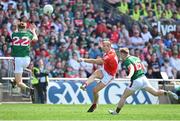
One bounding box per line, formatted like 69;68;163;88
123;56;144;81
11;30;33;57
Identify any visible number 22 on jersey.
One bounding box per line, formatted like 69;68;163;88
12;37;30;46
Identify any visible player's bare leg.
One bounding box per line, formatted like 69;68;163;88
87;82;106;112
15;73;34;99
15;73;29;90
80;70;103;90
145;86;178;100
109;88;134;115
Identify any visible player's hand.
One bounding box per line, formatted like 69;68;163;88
78;58;84;63
29;23;37;32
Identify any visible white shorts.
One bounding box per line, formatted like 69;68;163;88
14;57;30;73
99;68;114;85
127;75;152;91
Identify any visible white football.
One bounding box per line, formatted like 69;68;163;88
43;4;54;14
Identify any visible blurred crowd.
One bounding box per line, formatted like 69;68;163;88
0;0;179;79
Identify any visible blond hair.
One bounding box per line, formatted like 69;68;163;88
119;47;129;54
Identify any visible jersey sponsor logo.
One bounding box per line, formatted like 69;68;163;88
47;81;158;104
12;36;30;46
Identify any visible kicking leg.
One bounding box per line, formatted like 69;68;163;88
80;70;103;90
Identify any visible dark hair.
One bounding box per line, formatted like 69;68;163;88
18;22;26;29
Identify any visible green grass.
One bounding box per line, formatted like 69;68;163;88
0;104;180;120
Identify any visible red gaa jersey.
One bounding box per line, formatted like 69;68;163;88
103;49;118;76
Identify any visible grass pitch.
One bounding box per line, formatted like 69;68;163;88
0;104;180;121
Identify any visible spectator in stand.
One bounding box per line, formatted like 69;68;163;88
109;25;119;49
68;52;81;72
171;25;180;42
141;2;152;18
117;0;129;14
0;43;11;56
145;66;155;78
57;44;69;62
130;3;141;21
160;59;174;79
134;48;140;57
64;64;79;78
84;12;97;28
160;11;172;23
155;3;163;20
149;53;161;78
74;11;84;28
164;3;173;19
95;8;106;25
130;29;144;49
151;25;161;39
50;60;65;78
88;42;102;59
141;25;152;43
96;32;109;43
170;11;179;23
129;23;141;37
77;31;90;49
163;33;173;49
119;24;130;47
143;9;157;24
16;3;28;19
1;27;11;43
96;19;108;36
169;51;180;78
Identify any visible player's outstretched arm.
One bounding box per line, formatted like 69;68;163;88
78;58;103;65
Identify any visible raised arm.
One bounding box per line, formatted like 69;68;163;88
29;23;38;41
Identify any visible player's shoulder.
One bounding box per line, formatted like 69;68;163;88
12;31;19;35
129;55;139;60
124;56;135;64
128;56;141;63
109;49;117;55
26;30;33;34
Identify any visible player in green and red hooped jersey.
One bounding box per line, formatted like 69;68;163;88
11;21;38;97
108;48;178;115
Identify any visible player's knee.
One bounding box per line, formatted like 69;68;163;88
93;88;98;94
94;70;103;79
15;81;22;86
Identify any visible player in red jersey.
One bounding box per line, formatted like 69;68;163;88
78;41;118;112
